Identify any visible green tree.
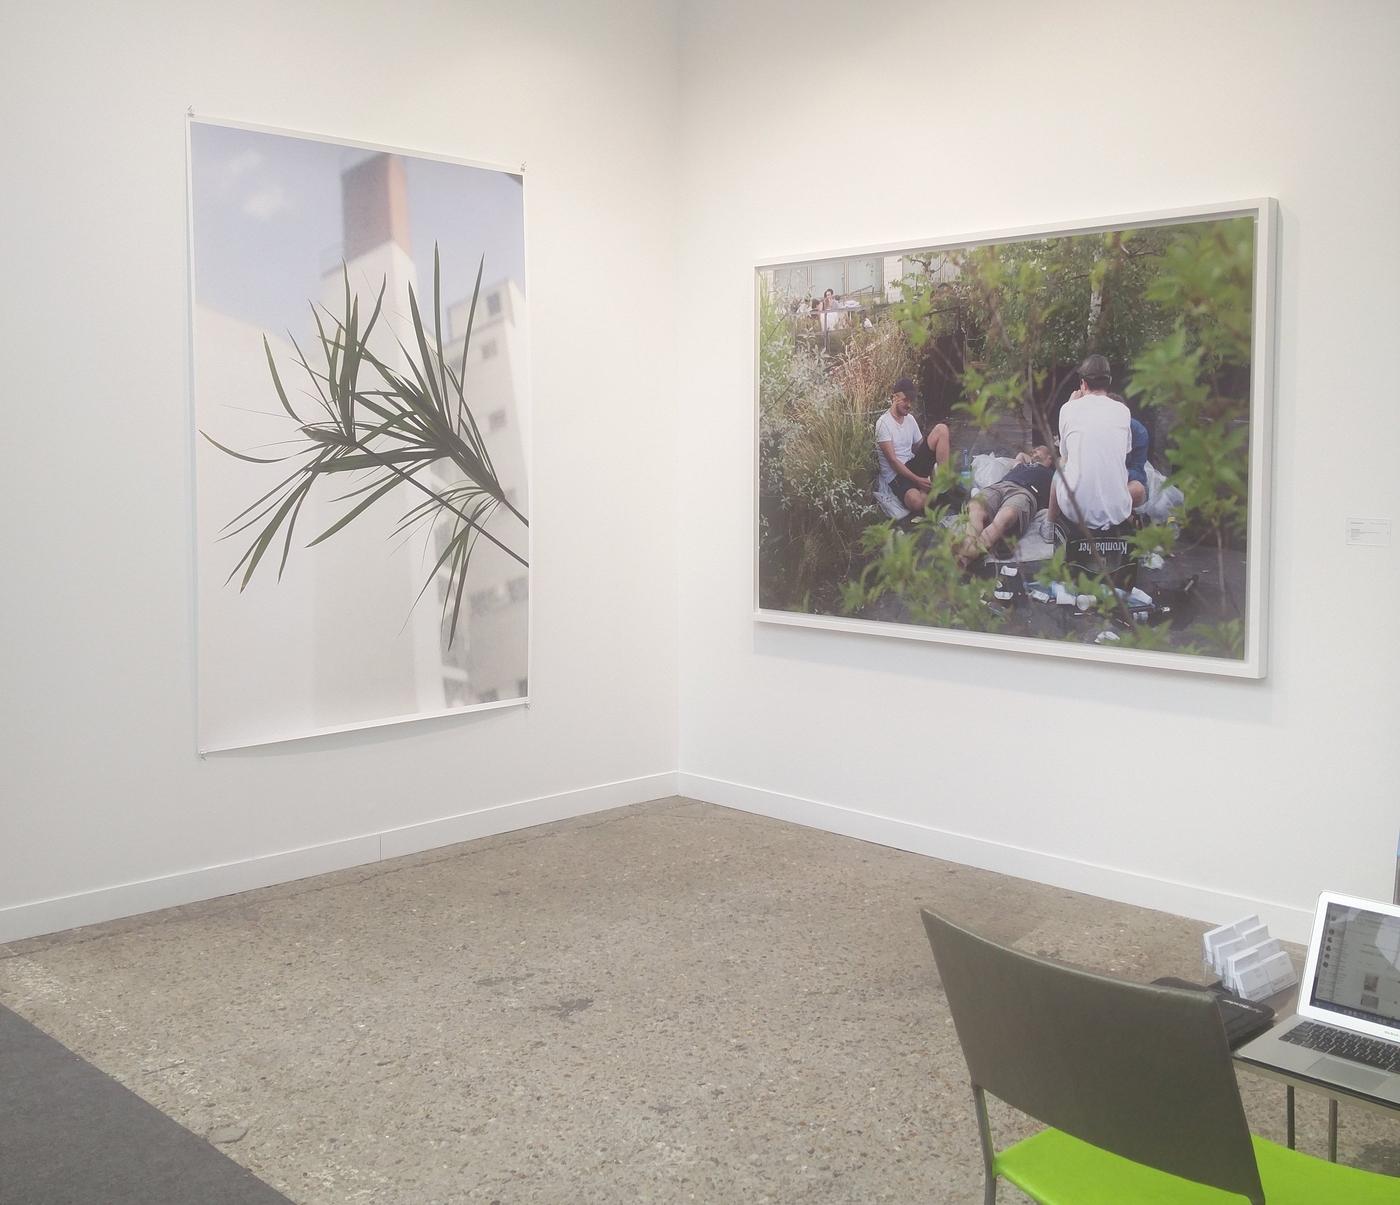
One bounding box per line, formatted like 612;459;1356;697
881;220;1252;632
1127;217;1255;606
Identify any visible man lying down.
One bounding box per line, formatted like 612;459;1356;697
953;447;1184;569
956;447;1054;570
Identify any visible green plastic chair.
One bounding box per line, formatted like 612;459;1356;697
919;908;1400;1204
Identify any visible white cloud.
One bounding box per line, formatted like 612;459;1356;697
242;184;291;221
218;149;263;187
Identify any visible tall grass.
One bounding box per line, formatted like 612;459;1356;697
758;290;912;611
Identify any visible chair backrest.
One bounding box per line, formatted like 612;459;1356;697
921;908;1265;1202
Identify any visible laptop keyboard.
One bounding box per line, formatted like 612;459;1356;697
1281;1020;1400;1072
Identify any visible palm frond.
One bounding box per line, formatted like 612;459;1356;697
207;252;529;646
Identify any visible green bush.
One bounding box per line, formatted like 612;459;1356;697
758;287;912;611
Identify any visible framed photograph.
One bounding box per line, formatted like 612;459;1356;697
189;117;531;751
754;199;1276;678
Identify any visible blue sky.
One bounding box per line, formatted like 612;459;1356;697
190;120;526;339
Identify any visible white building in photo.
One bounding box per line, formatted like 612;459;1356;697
441;275;531;708
194;139;529;749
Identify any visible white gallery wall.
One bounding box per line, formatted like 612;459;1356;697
675;0;1400;941
1;0;682;941
4;0;1398;946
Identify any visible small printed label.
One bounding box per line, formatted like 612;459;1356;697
1347;517;1392;547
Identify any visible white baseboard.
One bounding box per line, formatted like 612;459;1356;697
3;769;1314;947
376;772;677;860
0;772;679;944
677;772;1314;944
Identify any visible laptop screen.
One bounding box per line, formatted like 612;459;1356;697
1310;902;1400;1028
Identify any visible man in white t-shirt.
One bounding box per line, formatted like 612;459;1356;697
1049;354;1132;532
875;378;950;514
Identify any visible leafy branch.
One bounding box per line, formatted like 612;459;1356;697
202;247;527;646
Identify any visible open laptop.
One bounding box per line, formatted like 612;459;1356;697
1235;891;1400;1104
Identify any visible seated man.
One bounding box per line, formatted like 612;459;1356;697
1048;354;1133;533
1108;391;1151;510
875;378;951;514
1127;414;1149;510
957;447;1054;568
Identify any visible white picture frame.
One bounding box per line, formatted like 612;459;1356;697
188;114;535;751
753;198;1278;678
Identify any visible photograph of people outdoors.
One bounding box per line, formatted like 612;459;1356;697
190;119;530;750
756;204;1273;674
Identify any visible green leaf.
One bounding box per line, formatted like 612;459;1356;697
263;336;301;423
200;431;294;464
288;333;337;425
457;255;485;438
407;284;446;418
306;473;410;548
236;482;306;590
218;452;324;536
318;448;440;473
276;478;315;579
433;244;450;412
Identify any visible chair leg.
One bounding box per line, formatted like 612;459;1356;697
972;1085;997;1204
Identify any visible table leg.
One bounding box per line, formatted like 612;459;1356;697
1328;1098;1338;1162
1286;1085;1295;1149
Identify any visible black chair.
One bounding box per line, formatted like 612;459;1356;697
920;907;1400;1204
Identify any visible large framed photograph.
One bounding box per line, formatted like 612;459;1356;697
189;117;531;751
754;200;1276;677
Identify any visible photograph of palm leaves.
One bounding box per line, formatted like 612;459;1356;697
756;207;1267;669
190;119;529;750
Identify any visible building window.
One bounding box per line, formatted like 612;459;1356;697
508;575;528;603
769;257;883;301
488;408;507;432
470;586;503;616
440;631;471;671
486;292;502;317
479;688;500;704
443;677;473;708
516;678;528;697
482;339;499;360
770;264;809;297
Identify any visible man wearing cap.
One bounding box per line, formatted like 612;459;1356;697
875;378;951;514
1048;354;1133;532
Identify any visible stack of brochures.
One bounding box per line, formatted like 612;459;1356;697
1202;915;1298;1001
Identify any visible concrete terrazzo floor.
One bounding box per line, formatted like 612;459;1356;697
2;797;1398;1203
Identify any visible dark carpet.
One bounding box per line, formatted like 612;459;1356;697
0;1003;291;1205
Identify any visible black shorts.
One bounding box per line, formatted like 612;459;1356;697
886;444;935;502
904;444;935;479
887;472;918;503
